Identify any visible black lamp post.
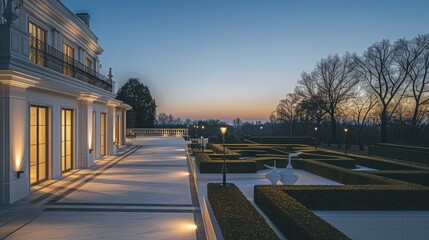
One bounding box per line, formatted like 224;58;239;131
195;125;199;149
344;128;348;154
260;125;263;144
201;125;205;152
314;127;318;149
220;125;228;186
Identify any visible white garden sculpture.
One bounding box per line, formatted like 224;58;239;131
265;152;302;185
264;160;281;185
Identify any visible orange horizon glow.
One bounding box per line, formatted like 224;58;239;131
158;101;274;122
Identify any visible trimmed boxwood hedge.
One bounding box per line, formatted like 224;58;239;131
317;148;429;171
279;185;429;210
369;143;429;165
254;184;429;240
254;186;350;240
195;153;257;173
245;136;313;144
207;183;280;240
367;170;429;186
294;160;406;185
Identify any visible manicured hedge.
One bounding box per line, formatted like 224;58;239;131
207;153;241;160
368;170;429;186
279;185;429;210
234;149;267;157
254;186;350;240
207;183;280;240
195;153;257;173
315;148;428;171
295;160;405;185
369;143;429;165
245;137;313;145
350;154;427;171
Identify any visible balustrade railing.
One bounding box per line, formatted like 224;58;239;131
127;128;189;137
29;37;113;92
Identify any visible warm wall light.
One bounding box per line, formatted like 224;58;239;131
16;170;24;178
186;224;198;230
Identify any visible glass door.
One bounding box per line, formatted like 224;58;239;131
100;113;106;156
30;106;48;185
63;43;75;77
61;109;73;172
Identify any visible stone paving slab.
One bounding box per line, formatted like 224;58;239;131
2;137;202;240
6;211;196;240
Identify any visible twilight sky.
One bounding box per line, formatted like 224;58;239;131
63;0;429;122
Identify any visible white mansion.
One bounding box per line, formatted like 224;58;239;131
0;0;131;204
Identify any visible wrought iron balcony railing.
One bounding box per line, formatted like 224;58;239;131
29;37;112;92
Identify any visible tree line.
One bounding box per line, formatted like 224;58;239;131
273;34;429;147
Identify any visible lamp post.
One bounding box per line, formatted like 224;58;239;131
201;125;205;152
260;125;263;144
344;128;348;154
314;127;318;149
195;125;199;149
220;125;228;187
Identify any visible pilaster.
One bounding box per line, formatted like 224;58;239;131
78;93;99;168
107;100;121;155
0;70;39;204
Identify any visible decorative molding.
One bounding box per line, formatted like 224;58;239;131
107;99;122;107
0;70;40;88
79;92;100;102
25;0;103;55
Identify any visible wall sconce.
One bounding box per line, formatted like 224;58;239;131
89;149;93;154
16;170;24;178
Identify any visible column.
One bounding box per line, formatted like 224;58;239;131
0;71;39;204
78;93;98;168
121;109;126;145
107;100;120;155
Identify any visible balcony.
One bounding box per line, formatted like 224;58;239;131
29;37;112;92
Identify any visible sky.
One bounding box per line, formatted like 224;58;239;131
62;0;429;122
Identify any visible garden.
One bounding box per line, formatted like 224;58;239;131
191;140;429;240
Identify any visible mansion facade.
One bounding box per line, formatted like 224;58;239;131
0;0;131;204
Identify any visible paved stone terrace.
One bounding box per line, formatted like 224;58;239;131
0;136;205;240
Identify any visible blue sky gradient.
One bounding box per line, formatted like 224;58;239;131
63;0;429;122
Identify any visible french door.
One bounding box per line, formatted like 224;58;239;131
30;106;48;185
61;109;73;172
100;113;106;156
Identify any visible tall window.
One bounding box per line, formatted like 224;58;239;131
29;22;46;66
30;106;48;185
63;43;75;77
61;109;73;172
100;113;106;156
86;57;93;70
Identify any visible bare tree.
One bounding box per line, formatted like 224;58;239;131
297;53;359;145
350;90;378;149
276;93;300;136
396;34;429;141
157;113;169;127
354;39;415;143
